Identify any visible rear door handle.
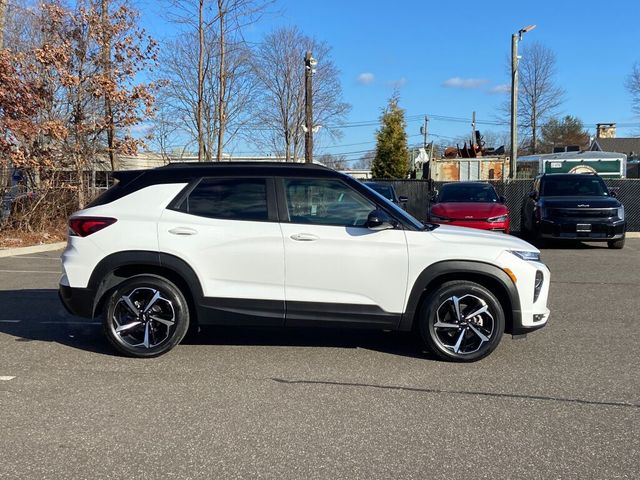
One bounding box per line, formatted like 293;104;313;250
290;233;319;242
169;227;198;236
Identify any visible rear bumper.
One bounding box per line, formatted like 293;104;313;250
538;219;625;241
59;284;95;318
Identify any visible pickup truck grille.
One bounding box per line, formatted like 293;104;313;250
548;208;617;219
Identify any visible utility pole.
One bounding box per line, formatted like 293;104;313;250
421;115;429;150
510;25;536;179
471;111;476;149
510;34;518;179
304;51;316;164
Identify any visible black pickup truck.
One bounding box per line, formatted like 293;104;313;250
521;173;626;249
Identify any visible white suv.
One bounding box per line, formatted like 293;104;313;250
59;163;550;361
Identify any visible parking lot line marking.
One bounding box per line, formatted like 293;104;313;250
0;376;16;381
0;269;60;274
0;320;21;323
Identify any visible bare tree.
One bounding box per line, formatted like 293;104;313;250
168;0;210;161
252;26;350;161
316;153;347;170
502;42;565;154
155;29;257;159
167;0;270;161
626;62;640;116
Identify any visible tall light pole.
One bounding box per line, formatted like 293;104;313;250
304;51;317;164
510;24;536;179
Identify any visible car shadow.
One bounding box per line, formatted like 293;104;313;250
0;289;436;361
512;232;605;250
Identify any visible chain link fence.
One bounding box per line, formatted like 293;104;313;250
381;179;640;232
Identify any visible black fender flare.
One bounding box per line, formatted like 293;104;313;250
88;250;204;317
399;260;522;333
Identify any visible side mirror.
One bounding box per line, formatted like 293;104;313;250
398;195;408;204
609;189;618;198
499;195;506;204
429;190;438;203
366;209;396;231
528;191;537;200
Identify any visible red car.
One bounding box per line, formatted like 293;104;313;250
428;182;510;233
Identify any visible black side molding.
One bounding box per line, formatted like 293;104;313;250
399;260;522;333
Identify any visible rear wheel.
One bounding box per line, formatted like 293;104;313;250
419;281;505;362
103;275;190;358
607;237;625;249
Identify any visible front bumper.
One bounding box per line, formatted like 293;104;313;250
512;307;550;335
538;219;625;241
59;283;95;318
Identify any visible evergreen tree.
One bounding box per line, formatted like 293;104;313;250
539;115;590;153
371;94;409;179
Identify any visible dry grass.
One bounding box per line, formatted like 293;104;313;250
0;222;67;248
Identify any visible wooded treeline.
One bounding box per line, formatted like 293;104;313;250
0;0;348;230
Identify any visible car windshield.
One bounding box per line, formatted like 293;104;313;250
366;183;394;201
541;176;609;196
439;183;499;203
362;183;431;230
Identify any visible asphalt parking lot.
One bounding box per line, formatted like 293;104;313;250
1;242;639;480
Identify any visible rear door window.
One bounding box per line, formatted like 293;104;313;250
179;178;268;221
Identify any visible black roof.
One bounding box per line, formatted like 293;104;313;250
94;162;342;208
113;161;338;184
159;161;328;171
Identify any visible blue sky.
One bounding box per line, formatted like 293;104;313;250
137;0;640;160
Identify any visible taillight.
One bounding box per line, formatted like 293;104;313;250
69;217;117;237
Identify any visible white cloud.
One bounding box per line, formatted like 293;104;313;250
357;72;375;85
387;77;407;89
442;77;489;89
488;84;511;94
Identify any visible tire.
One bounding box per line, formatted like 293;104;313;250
519;216;531;239
102;275;190;358
418;281;505;362
607;237;625;249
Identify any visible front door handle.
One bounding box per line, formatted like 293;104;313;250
169;227;198;236
290;233;319;242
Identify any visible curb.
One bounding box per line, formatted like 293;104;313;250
0;241;66;258
627;232;640;238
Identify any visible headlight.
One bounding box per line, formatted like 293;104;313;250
509;250;541;262
430;214;450;222
488;214;508;223
617;205;624;220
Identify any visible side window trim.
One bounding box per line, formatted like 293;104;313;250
167;177;203;211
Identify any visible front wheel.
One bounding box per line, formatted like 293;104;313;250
607;237;625;249
419;281;505;362
103;275;190;358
